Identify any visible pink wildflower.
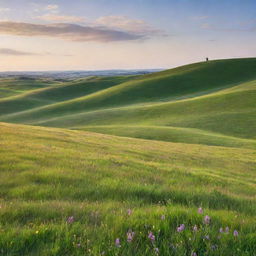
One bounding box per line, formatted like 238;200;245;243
67;216;74;224
127;230;135;242
193;225;198;232
115;238;121;247
148;231;155;242
177;224;185;232
233;230;239;237
203;215;211;225
127;209;132;216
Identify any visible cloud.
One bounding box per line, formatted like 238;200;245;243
0;21;146;42
95;15;163;36
0;48;72;57
0;8;10;13
37;14;86;23
46;5;59;11
0;48;38;56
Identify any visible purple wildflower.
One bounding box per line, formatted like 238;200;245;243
219;227;224;233
148;232;156;242
204;235;210;240
154;248;159;254
225;226;229;233
192;253;197;256
77;243;81;248
67;216;74;224
198;207;203;214
233;230;239;237
127;209;132;216
193;225;198;232
161;215;165;220
203;215;211;225
127;230;135;242
115;238;121;248
177;224;185;232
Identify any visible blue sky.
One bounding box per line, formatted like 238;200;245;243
0;0;255;71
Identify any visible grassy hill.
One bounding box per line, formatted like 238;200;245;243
1;58;255;147
0;77;56;99
0;58;256;255
0;122;255;255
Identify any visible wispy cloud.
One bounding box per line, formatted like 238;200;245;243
0;8;10;13
0;21;145;42
0;48;72;57
45;5;59;11
95;16;164;36
37;14;86;23
0;48;38;56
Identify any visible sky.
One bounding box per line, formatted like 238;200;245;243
0;0;255;71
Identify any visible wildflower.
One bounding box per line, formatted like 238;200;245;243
35;230;39;234
192;253;197;256
127;230;135;242
203;215;211;225
219;227;224;233
233;230;239;237
148;232;155;242
77;243;81;248
161;215;165;220
115;238;121;248
225;227;229;233
177;224;185;232
67;216;74;224
211;244;218;251
154;248;159;254
198;207;203;214
127;209;132;216
204;235;210;240
193;225;198;232
169;243;176;250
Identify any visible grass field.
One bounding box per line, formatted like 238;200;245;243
0;58;255;255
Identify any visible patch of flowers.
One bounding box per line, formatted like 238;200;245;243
111;207;241;255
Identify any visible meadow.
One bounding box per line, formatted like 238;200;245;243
0;58;255;255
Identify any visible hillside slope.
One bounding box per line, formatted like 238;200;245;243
0;58;256;147
0;122;255;255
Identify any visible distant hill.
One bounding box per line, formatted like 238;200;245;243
0;69;161;79
0;58;256;148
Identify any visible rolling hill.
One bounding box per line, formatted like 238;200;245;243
0;58;256;148
0;58;256;255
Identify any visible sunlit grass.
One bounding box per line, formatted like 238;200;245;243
0;123;255;255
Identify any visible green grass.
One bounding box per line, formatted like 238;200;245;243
77;125;256;149
0;58;256;255
0;76;136;116
0;77;56;99
0;122;255;255
0;58;256;145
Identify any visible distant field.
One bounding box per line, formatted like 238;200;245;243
0;58;255;146
0;58;256;255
